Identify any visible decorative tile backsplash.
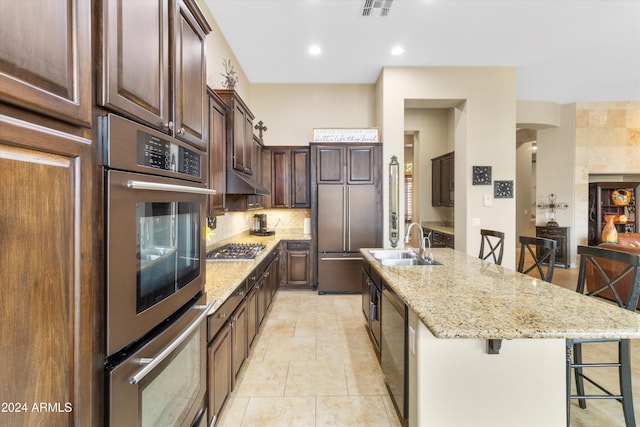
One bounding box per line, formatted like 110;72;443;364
206;208;311;247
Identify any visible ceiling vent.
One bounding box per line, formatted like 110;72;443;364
361;0;393;17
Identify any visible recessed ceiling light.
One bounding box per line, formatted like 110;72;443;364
391;46;404;55
308;45;322;55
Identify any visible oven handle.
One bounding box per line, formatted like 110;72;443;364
127;180;216;195
129;298;217;385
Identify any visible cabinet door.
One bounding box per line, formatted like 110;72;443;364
0;117;94;427
208;91;227;215
0;0;91;126
287;251;310;286
208;325;231;424
231;301;247;382
271;150;290;208
347;185;380;250
291;149;311;208
232;105;247;173
317;185;346;252
347;146;375;184
101;0;170;130
261;149;273;208
431;158;442;206
441;154;454;206
244;115;254;175
256;275;267;326
173;0;208;149
246;285;258;347
316;146;344;184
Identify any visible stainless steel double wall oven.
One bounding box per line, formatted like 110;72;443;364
101;114;215;427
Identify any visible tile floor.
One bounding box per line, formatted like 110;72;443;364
216;290;403;427
216;263;640;427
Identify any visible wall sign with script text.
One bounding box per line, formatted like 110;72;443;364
313;128;379;143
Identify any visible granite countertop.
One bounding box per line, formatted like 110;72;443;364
421;222;454;235
204;231;311;314
361;247;640;340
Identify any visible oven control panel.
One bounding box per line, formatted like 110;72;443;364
137;131;201;178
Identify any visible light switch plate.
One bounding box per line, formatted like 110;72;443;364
483;194;493;207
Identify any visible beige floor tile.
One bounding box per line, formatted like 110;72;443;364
275;306;317;321
345;362;388;396
285;361;349;396
294;318;339;336
240;396;316;427
263;335;317;362
233;360;289;397
259;318;296;337
316;395;393;427
215;396;248;427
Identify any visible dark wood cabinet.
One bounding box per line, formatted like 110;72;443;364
230;300;247;381
424;227;454;249
208;89;229;215
536;226;570;268
282;241;311;287
208;323;231;423
268;147;311;209
314;144;377;184
246;282;258;348
432;151;455;207
0;0;92;126
0;116;96;427
100;0;210;149
588;182;640;245
214;89;255;176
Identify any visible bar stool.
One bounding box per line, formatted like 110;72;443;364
479;229;505;265
517;236;557;282
567;245;640;427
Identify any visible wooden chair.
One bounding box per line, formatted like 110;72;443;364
567;245;640;427
478;229;505;265
517;236;557;282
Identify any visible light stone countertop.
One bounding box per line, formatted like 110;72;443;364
204;231;311;314
361;247;640;340
421;222;454;235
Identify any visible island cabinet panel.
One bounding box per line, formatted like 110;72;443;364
0;117;95;427
100;0;210;150
0;0;91;126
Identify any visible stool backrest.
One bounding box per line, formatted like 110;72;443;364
479;229;505;265
517;236;557;282
576;245;640;311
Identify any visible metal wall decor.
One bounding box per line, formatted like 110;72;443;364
472;166;492;185
536;193;569;227
494;180;513;199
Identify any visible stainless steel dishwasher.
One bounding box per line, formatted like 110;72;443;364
381;284;408;421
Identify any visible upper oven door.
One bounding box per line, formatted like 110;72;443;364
106;169;211;356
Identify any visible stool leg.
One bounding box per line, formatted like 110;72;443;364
573;342;587;409
619;339;636;427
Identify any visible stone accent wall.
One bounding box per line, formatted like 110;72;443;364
574;102;640;246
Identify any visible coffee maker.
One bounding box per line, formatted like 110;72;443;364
251;214;274;236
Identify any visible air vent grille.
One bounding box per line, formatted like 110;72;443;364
361;0;393;17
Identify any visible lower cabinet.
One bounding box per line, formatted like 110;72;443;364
207;248;279;425
280;240;311;288
361;261;381;355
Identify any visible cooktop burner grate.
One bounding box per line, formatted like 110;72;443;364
206;243;266;261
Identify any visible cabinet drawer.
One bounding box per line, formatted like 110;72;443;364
287;240;310;251
208;284;245;341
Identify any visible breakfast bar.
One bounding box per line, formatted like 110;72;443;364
361;247;640;427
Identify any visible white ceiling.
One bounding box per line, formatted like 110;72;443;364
203;0;640;104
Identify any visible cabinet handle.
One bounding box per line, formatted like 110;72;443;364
238;290;245;297
163;121;174;131
177;127;186;136
219;312;226;319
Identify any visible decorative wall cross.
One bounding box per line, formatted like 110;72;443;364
254;121;267;141
536;193;569;227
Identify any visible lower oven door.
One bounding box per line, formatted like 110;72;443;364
108;294;212;427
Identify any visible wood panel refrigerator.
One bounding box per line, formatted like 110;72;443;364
317;184;380;293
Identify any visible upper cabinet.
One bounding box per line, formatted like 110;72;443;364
0;0;92;127
269;147;310;209
214;90;256;176
208;89;229;216
314;144;377;185
99;0;211;150
432;151;455;207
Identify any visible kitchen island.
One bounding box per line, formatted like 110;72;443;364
361;247;640;427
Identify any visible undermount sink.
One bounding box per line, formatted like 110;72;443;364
368;249;442;266
368;249;418;259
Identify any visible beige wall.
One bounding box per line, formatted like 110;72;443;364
378;67;517;268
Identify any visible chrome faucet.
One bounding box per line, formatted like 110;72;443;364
405;222;432;261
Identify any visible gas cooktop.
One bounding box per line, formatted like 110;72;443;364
206;243;265;261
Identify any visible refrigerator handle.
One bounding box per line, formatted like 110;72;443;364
343;186;347;251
